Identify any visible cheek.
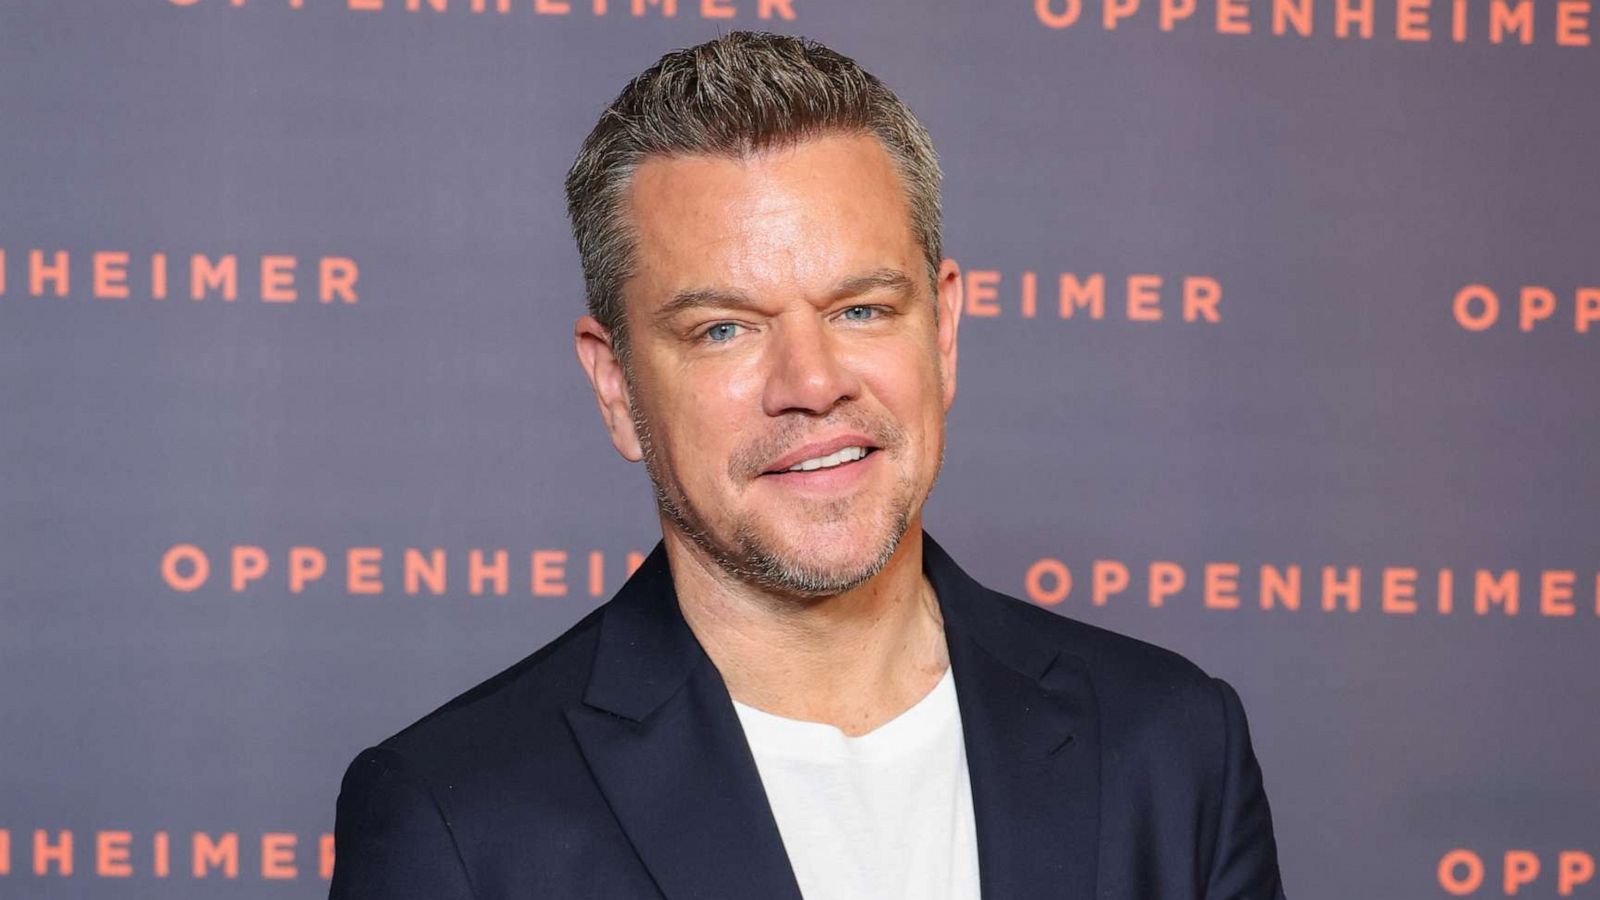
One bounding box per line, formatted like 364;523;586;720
654;370;761;482
865;339;942;401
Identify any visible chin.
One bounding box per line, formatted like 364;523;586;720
735;511;911;598
654;458;921;596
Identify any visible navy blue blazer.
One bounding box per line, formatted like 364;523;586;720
330;531;1286;899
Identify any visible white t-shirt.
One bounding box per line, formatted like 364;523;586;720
731;666;982;900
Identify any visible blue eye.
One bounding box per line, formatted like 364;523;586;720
703;322;741;343
842;305;878;321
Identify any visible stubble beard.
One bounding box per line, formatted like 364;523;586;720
628;395;940;599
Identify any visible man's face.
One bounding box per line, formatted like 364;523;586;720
577;133;962;597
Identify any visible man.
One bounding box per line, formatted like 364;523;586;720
330;31;1286;899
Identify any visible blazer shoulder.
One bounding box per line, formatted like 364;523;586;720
368;603;608;771
984;585;1220;694
977;587;1245;775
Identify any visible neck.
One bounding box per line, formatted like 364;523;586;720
662;520;950;738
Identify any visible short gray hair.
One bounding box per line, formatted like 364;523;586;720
563;31;943;364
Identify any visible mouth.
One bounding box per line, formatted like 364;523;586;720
758;441;876;470
758;445;881;491
755;438;883;480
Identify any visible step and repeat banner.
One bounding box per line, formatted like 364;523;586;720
2;1;1596;897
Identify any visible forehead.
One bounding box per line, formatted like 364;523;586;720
622;133;919;309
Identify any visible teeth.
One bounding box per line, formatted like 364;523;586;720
786;446;869;472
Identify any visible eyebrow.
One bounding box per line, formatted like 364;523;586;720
652;267;917;325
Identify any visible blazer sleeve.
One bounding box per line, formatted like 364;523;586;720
328;745;477;900
1204;678;1288;900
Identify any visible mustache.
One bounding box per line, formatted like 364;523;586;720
731;410;905;481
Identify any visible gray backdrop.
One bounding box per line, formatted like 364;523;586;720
3;0;1597;897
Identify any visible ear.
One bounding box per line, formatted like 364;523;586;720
574;315;644;462
934;258;963;412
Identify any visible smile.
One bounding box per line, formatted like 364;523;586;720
759;446;880;490
783;445;871;472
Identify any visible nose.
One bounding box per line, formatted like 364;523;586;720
760;314;862;417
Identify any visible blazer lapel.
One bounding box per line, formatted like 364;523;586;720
925;533;1103;899
564;543;804;900
565;532;1100;900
